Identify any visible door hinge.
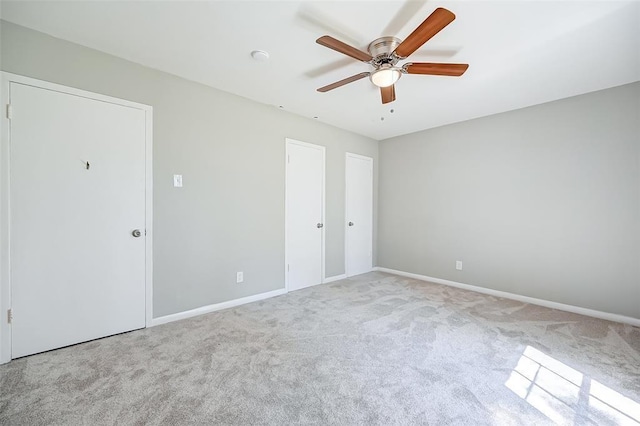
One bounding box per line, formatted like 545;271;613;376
6;104;12;120
287;155;290;164
287;264;290;272
7;309;12;324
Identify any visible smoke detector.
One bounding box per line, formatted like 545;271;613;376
251;50;270;62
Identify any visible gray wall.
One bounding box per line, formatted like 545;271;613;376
1;21;379;317
3;20;637;322
379;82;640;319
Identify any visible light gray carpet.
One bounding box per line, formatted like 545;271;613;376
1;272;639;425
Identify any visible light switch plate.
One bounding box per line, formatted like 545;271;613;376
173;174;183;187
236;272;244;283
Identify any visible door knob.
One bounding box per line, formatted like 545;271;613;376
132;229;142;238
317;223;324;229
348;222;354;226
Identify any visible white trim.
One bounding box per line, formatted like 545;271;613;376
284;138;326;292
0;73;154;364
373;267;640;327
323;274;347;284
150;288;287;327
345;152;374;278
0;74;11;364
2;72;153;110
144;108;154;327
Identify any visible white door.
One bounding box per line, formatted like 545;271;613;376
10;81;147;358
346;153;373;277
285;139;325;291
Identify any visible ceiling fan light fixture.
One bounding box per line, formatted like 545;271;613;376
370;66;401;88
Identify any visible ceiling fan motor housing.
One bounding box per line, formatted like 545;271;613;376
368;37;402;67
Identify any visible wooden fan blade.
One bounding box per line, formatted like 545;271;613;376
317;72;370;92
381;85;396;104
393;8;455;59
404;62;469;76
317;35;372;62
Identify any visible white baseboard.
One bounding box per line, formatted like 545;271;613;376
324;274;347;284
373;267;640;327
150;288;287;327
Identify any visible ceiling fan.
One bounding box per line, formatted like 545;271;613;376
315;7;468;104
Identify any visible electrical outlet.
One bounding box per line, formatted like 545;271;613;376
236;272;244;283
456;261;463;271
173;174;183;187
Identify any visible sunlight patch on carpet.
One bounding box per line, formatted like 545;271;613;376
506;346;640;425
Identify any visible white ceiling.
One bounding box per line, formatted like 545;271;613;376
2;1;639;140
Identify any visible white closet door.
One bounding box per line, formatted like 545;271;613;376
346;153;373;277
285;139;325;291
10;82;147;358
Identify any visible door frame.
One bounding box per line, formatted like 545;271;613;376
345;152;374;277
0;72;154;364
284;138;326;292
